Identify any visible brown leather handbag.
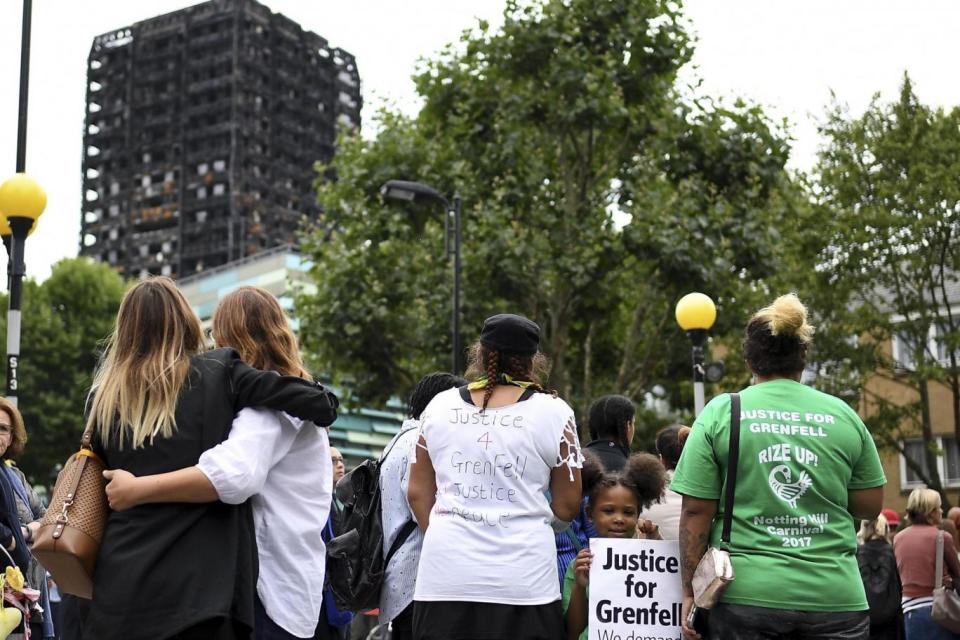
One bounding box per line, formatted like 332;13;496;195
31;426;108;599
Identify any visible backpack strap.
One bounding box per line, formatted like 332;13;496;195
385;520;418;566
721;393;741;547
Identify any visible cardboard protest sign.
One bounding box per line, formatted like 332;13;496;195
588;538;682;640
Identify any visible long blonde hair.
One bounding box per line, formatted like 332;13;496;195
211;286;310;380
87;277;204;449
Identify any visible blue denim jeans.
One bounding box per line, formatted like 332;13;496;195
709;603;869;640
904;605;960;640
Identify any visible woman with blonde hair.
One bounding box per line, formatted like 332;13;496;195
102;285;336;639
75;278;339;640
674;293;886;640
894;488;960;639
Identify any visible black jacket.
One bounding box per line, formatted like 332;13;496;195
584;438;629;472
79;349;338;640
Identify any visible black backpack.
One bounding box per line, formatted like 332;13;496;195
857;542;902;625
326;430;418;612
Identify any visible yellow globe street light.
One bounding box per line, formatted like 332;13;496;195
0;172;47;404
675;292;717;416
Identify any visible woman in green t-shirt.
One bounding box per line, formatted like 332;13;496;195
673;293;886;640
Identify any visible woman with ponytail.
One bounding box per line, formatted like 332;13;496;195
673;293;886;640
407;314;583;640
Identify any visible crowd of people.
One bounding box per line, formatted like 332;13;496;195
1;279;958;640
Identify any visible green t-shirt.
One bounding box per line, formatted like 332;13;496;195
562;558;589;640
671;379;886;612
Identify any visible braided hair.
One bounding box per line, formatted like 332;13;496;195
587;395;635;452
466;342;553;412
582;450;667;513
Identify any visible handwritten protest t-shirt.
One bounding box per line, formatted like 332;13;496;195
671;379;886;612
414;387;582;605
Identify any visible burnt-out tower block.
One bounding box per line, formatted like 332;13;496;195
80;0;361;278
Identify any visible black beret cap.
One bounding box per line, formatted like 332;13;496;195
480;313;540;356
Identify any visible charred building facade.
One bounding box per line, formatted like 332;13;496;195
80;0;360;278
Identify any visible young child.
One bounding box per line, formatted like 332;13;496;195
563;452;667;640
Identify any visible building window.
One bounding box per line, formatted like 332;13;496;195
936;324;959;365
109;204;120;217
944;439;960;485
161;265;172;276
197;187;207;199
213;183;225;196
196;210;208;223
142;175;151;187
213;159;226;172
197;162;209;175
110;182;120;195
901;436;960;489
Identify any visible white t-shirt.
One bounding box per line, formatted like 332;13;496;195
413;388;582;605
197;408;332;638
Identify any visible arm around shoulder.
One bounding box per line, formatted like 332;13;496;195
223;349;339;426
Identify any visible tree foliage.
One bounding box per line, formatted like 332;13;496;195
812;75;960;504
0;258;126;486
297;0;799;436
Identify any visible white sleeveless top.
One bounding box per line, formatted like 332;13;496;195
413;387;582;605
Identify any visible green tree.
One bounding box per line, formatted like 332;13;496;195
298;0;800;427
813;75;960;505
0;258;127;486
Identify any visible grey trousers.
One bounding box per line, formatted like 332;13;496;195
709;603;870;640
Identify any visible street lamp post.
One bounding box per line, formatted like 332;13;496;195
0;175;47;406
380;180;463;375
675;292;717;417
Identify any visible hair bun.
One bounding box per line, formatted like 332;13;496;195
756;293;814;344
677;426;691;447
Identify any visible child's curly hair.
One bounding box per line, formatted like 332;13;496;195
582;451;667;512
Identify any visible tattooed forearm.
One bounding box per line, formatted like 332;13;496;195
679;525;710;591
678;495;719;596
